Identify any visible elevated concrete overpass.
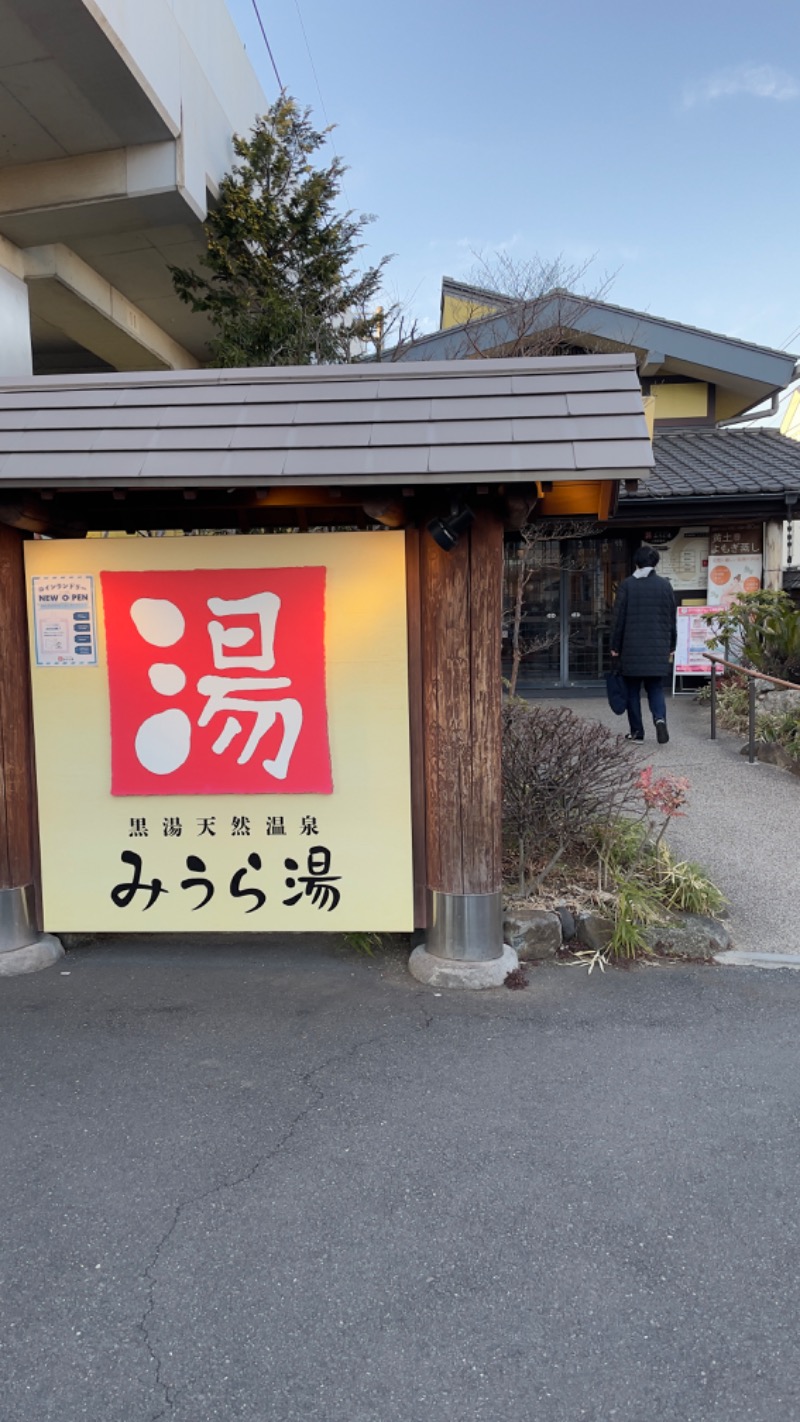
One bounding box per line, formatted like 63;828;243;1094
0;0;268;375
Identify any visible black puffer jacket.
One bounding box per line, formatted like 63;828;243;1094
609;571;677;678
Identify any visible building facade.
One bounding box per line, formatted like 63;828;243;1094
390;278;800;688
0;0;267;377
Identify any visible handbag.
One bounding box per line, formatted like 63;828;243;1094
605;669;627;716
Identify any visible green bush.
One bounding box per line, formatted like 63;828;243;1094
599;813;726;958
705;590;800;684
700;671;800;758
757;710;800;762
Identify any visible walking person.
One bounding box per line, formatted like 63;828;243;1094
609;544;677;743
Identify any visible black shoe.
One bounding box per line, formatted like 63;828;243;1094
655;719;669;744
625;732;644;741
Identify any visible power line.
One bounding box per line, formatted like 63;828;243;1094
250;0;283;92
291;0;352;208
293;0;330;129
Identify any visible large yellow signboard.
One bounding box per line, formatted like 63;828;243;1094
25;533;414;933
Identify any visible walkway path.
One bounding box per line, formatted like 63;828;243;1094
555;693;800;957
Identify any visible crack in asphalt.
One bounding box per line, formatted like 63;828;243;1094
137;1032;384;1420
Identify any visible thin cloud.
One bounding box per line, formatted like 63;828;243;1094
683;63;799;108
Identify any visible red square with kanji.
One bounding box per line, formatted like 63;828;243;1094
100;567;332;795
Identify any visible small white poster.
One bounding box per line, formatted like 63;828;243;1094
32;575;97;666
645;527;709;592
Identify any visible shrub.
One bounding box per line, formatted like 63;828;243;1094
757;710;800;762
502;704;726;965
700;673;800;755
705;590;800;684
502;700;640;893
600;816;726;958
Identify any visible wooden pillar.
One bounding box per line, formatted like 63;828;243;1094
418;505;504;959
763;518;785;592
0;522;40;950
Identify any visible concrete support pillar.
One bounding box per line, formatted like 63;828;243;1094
0;255;33;377
409;505;517;988
764;519;785;592
0;525;62;974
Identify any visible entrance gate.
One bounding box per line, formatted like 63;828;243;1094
503;537;630;689
0;355;652;978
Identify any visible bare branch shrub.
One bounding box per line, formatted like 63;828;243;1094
455;250;618;361
354;291;421;361
502;700;640;893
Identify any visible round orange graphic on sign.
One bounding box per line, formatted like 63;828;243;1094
710;564;730;585
743;576;760;592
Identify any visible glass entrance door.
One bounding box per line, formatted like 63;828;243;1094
503;539;562;689
503;536;629;690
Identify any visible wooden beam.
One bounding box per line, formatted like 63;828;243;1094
419;506;502;897
0;525;37;896
404;528;427;928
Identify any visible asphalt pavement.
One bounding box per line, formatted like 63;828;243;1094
555;693;800;958
3;937;800;1421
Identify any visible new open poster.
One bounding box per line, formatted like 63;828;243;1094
25;534;414;932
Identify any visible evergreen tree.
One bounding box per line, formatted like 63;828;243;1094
170;96;389;367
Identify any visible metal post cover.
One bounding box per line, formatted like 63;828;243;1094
0;884;38;954
426;889;504;962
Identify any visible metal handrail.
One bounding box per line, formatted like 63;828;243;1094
703;654;800;764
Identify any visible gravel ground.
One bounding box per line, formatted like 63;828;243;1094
552;692;800;956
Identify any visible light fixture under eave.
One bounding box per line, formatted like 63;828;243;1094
362;499;406;528
426;503;475;552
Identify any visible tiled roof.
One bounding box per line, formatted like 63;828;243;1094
623;428;800;502
0;355;653;488
440;278;798;364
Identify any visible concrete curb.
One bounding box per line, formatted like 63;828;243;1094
409;942;519;989
0;935;64;977
714;950;800;970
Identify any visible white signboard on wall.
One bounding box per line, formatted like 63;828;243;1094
644;528;709;592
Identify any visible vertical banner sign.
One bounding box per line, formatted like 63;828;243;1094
25;534;414;933
707;527;763;608
674;606;724;680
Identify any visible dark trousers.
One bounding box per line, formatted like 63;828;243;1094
624;676;666;738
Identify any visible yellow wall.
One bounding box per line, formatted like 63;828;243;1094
25;533;414;934
441;293;497;329
714;389;750;422
781;389;800;440
650;382;709;421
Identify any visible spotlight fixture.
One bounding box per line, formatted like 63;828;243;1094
426;503;475;552
362;499;406;528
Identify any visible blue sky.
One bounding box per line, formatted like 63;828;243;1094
225;0;800;373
